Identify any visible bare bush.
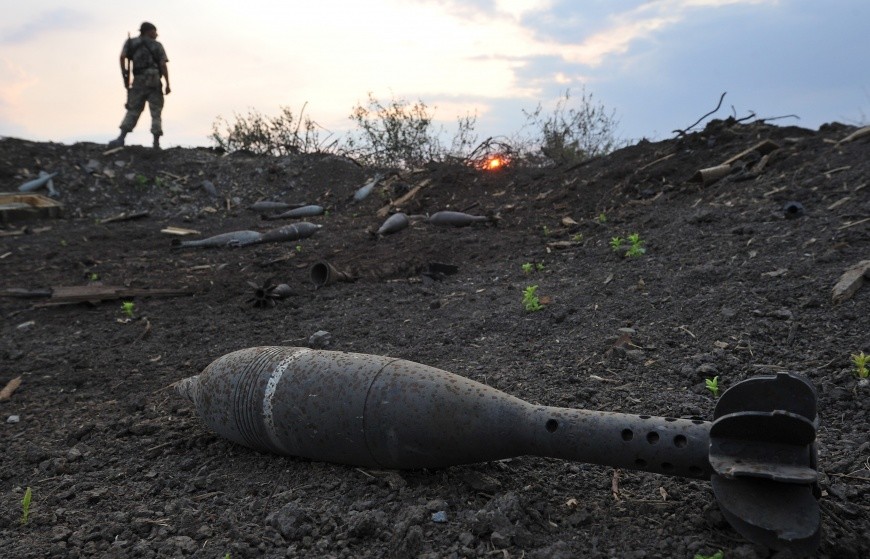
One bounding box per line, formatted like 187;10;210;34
341;93;478;168
210;104;333;156
518;88;621;166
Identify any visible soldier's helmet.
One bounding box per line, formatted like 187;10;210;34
140;22;156;33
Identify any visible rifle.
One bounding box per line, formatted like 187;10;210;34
121;32;131;89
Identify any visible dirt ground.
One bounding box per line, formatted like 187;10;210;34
1;119;868;559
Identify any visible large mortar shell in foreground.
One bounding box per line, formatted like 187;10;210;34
177;346;712;476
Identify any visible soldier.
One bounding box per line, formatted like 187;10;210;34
108;22;171;150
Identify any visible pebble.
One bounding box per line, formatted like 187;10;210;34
7;415;20;424
308;330;331;348
431;511;448;523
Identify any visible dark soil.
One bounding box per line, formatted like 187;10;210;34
1;119;868;559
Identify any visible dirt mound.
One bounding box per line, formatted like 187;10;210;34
1;119;869;558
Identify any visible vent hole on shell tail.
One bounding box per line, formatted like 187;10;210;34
673;435;687;448
545;419;558;433
635;458;647;468
621;429;634;441
646;432;660;444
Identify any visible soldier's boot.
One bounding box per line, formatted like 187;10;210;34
107;131;127;149
152;135;161;150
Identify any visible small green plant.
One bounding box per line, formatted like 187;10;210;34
21;487;32;524
852;351;869;378
693;551;723;559
88;272;99;281
154;177;164;187
611;233;646;257
295;245;303;253
134;174;148;186
522;285;543;312
571;233;583;243
522;262;534;273
705;376;721;398
542;225;551;237
625;233;646;257
121;301;135;318
596;212;607;223
609;236;624;252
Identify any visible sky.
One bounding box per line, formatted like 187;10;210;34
1;1;867;150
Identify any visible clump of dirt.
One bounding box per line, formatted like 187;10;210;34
1;118;868;558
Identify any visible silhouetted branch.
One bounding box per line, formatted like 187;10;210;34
673;92;727;136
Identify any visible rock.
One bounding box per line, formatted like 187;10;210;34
490;531;511;548
267;502;309;540
308;330;331;348
431;511;447;523
7;415;20;424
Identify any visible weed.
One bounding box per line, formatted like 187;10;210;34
21;487;32;524
705;376;721;398
542;226;551;237
571;233;583;243
625;233;646;257
154;177;164;187
596;212;607;223
121;301;135;318
343;92;478;168
609;237;624;252
694;552;723;559
210;104;330;157
134;174;148;186
522;263;534;274
852;351;868;378
522;285;543;312
611;233;646;257
519;88;622;165
295;245;303;253
88;272;99;281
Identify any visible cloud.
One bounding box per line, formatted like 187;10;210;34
0;8;89;45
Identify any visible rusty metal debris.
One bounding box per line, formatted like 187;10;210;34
177;347;820;554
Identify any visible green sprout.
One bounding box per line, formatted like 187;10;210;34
694;552;723;559
705;376;721;398
611;233;646;257
522;263;534;273
852;351;869;378
121;301;135;318
571;233;583;243
295;245;303;253
134;174;148;186
522;285;543;312
596;212;607;223
542;225;551;237
154;177;164;187
21;487;32;524
609;236;624;252
625;233;646;257
88;272;99;281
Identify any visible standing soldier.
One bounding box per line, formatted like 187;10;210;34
108;22;171;150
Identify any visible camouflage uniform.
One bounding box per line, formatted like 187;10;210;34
118;36;169;136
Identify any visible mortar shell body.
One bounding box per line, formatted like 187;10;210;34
428;211;488;226
187;347;533;468
184;347;712;477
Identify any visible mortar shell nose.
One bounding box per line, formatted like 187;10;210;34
174;375;199;402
